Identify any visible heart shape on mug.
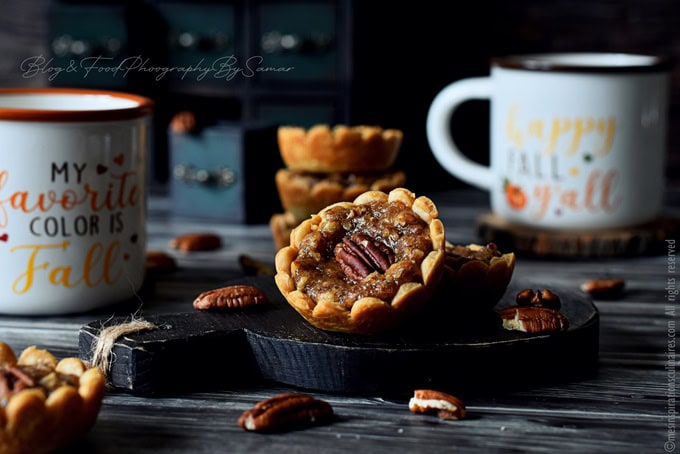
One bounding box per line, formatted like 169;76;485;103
113;154;125;166
130;233;138;244
96;164;108;175
0;233;8;242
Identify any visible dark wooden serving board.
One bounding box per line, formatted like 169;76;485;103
79;276;599;396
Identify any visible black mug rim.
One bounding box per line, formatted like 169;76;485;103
492;52;674;73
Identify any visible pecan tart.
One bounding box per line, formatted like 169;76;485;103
274;188;446;335
436;242;516;312
275;168;406;221
277;124;403;173
0;343;105;454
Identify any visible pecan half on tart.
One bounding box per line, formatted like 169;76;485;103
274;188;446;335
435;242;516;312
0;343;105;454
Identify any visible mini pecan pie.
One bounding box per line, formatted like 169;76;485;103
0;343;105;454
277;124;403;173
275;168;407;221
436;242;516;312
275;188;446;335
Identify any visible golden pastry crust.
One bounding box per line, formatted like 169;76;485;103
436;242;516;312
275;188;446;335
278;124;403;173
275;168;407;221
0;343;105;454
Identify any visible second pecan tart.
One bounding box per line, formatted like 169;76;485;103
0;342;105;454
276;168;407;222
435;242;516;312
274;188;446;335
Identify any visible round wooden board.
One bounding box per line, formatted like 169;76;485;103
80;276;599;396
477;212;679;258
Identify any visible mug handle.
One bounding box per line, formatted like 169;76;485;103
426;77;493;191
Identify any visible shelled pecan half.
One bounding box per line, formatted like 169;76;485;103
238;393;334;432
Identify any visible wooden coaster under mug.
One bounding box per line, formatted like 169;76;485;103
476;212;679;258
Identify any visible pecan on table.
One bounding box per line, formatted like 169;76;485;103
169;232;222;252
580;278;625;299
409;389;466;420
238;393;334;432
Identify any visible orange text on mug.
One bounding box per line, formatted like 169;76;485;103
0;87;152;315
0;156;141;295
503;104;622;221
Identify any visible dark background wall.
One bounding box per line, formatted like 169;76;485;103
350;1;680;191
2;0;679;193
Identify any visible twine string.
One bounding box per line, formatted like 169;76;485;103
91;318;158;375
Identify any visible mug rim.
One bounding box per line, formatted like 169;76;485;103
0;87;154;122
492;52;674;73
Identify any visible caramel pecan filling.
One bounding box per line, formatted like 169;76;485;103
445;243;502;270
0;364;78;405
292;199;432;307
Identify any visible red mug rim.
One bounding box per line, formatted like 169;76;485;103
492;52;674;73
0;87;154;122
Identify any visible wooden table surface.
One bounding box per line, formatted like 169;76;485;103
0;188;677;454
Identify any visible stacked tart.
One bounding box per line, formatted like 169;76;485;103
270;125;406;249
0;343;105;454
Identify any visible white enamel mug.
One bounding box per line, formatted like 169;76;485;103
0;88;153;314
427;53;672;230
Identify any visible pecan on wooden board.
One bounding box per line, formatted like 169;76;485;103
515;288;561;310
498;306;569;334
193;285;269;310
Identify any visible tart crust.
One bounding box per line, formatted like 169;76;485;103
437;242;516;312
275;168;407;221
274;188;446;335
278;125;403;173
0;343;105;454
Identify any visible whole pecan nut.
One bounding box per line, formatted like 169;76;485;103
170;110;198;134
498;306;569;333
408;389;466;420
516;288;561;310
580;278;625;299
193;285;268;310
238;393;334;432
170;233;222;252
334;232;394;282
145;250;177;272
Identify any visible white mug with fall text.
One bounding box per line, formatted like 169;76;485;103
0;88;152;314
427;52;672;230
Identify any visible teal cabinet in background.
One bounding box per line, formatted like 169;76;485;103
47;0;352;208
